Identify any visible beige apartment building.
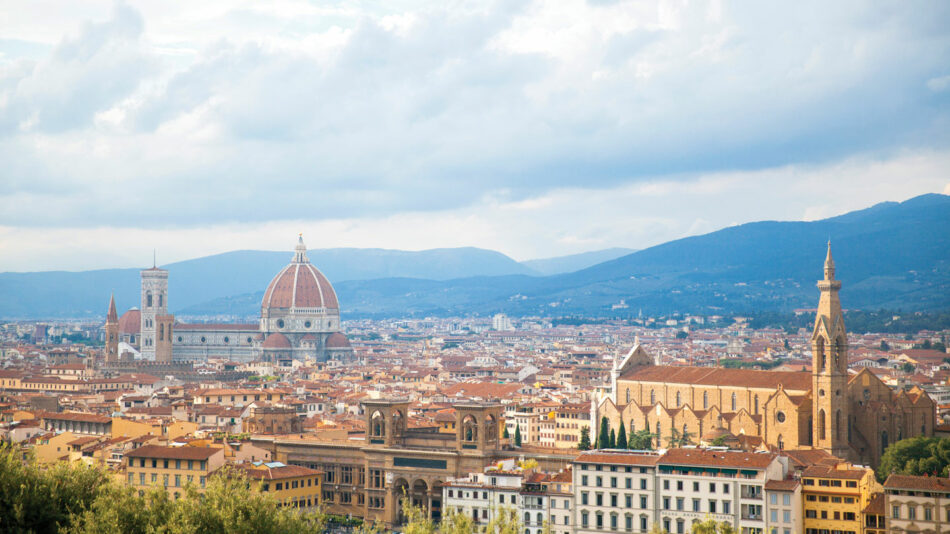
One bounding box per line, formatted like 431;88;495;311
884;474;950;533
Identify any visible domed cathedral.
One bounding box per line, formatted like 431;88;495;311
593;243;936;468
102;236;355;365
259;235;354;364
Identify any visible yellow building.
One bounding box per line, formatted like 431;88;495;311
235;461;323;510
553;402;589;449
125;444;226;498
30;431;77;463
801;461;879;534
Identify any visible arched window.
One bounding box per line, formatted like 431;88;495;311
754;395;759;414
703;391;708;409
159;293;163;307
537;512;543;524
650;390;655;405
630;420;635;433
731;393;737;412
675;392;681;407
626;389;630;404
146;291;152;307
777;434;784;450
818;409;826;441
816;337;826;371
881;431;889;455
655;422;661;448
835;410;841;441
524;512;530;523
159;324;164;341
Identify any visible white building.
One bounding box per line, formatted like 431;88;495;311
573;450;660;534
764;479;801;534
492;313;514;331
573;448;792;534
442;459;549;533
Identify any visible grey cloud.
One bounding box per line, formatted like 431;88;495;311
0;3;155;134
1;0;949;230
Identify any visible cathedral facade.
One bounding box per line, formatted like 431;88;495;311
594;245;935;467
104;236;355;365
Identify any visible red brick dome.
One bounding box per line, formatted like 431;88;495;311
261;332;291;349
118;309;141;335
326;332;351;348
261;236;338;311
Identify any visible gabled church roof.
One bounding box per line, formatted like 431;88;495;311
620;365;812;392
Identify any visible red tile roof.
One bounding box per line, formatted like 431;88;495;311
659;449;777;469
125;444;221;461
622;365;812;391
883;474;950;492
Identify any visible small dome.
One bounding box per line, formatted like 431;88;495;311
118;309;141;335
261;236;339;311
261;333;291;349
326;332;351;349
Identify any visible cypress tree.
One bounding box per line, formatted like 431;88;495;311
617;421;628;449
598;416;610;450
608;429;617;449
514;425;522;447
578;427;591;451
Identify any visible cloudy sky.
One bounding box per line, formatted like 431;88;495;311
2;1;949;271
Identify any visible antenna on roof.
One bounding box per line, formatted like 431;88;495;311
153;249;156;268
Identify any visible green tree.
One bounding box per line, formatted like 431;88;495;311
578;427;591;451
67;466;327;534
483;506;521;534
675;330;688;339
514;425;522;447
878;436;950;482
438;509;475;534
616;421;628;449
608;429;617;449
629;429;656;450
598;416;610;450
691;518;736;533
880;340;890;351
400;492;436;534
649;522;670;534
0;443;109;534
902;362;916;374
503;426;510;439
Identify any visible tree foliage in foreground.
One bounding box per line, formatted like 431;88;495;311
0;443;326;534
878;436;950;483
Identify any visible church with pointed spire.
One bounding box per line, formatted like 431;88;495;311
594;244;935;467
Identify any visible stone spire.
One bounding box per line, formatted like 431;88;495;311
292;234;309;263
107;293;118;324
811;241;849;458
823;240;835;281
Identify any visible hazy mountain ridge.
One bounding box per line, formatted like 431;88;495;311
3;194;948;320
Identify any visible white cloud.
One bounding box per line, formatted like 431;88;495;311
0;1;948;270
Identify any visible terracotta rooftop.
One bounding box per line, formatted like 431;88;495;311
621;365;812;391
236;463;321;480
659;449;777;469
884;474;950;492
801;465;869;480
125;444;221;461
576;450;660;466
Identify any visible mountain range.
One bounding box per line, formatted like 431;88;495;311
3;194;948;320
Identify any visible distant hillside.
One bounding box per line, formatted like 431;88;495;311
331;193;950;317
181;194;950;319
5;194;949;320
521;248;636;275
0;247;536;319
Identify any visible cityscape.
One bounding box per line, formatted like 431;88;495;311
2;2;950;534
